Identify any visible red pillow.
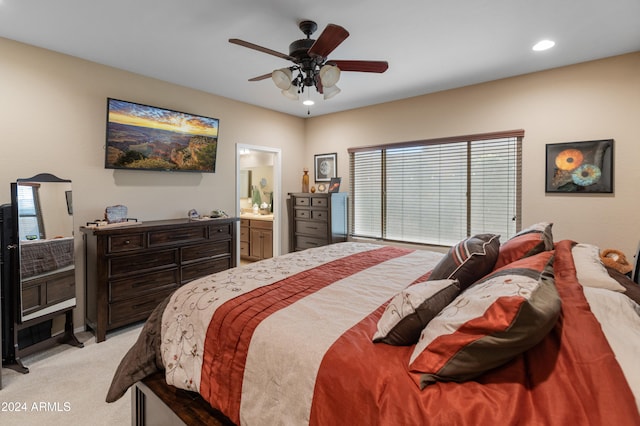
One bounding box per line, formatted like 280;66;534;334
409;251;559;388
494;222;553;269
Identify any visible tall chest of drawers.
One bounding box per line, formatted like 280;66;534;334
80;218;237;342
288;192;347;252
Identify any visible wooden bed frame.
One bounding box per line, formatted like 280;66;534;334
132;372;234;426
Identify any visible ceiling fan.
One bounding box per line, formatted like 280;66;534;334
229;20;389;102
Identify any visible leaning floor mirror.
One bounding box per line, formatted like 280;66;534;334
13;173;76;322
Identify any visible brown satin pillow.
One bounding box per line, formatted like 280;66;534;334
606;266;640;305
428;234;500;290
373;279;461;346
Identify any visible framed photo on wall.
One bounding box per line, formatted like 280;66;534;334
314;153;337;182
545;139;614;193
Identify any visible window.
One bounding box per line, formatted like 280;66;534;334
349;130;523;246
17;183;45;240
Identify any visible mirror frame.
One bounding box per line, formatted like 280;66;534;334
12;173;75;323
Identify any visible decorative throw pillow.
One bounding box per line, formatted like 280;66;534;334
409;251;560;389
427;234;500;290
572;243;625;292
606;266;640;305
494;222;554;269
373;279;460;346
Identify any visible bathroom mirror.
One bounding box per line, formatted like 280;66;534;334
240;169;252;198
12;173;75;323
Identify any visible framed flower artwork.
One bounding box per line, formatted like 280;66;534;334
545;139;613;193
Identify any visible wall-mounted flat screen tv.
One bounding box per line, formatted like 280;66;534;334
105;98;219;172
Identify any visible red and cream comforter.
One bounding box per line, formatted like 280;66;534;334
107;241;640;425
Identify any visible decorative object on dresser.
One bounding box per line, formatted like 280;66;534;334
80;217;238;342
328;177;341;193
287;192;347;252
240;218;273;261
301;167;310;193
1;174;82;374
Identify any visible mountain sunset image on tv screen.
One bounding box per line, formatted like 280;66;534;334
105;98;219;172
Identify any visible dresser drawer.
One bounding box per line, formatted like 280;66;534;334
295;197;310;206
109;269;179;302
250;220;272;230
311;197;328;207
295;209;310;219
311;210;328;220
182;257;231;283
209;222;233;241
108;233;145;253
148;226;207;246
22;269;75;315
296;220;328;237
46;269;76;305
108;289;174;328
295;235;327;250
181;241;231;262
109;249;178;276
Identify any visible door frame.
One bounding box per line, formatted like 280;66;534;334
235;143;282;265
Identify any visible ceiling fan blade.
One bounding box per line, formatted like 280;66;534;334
248;72;273;82
229;38;294;61
308;24;349;58
328;60;389;73
314;74;324;94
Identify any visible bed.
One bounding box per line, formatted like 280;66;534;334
107;223;640;425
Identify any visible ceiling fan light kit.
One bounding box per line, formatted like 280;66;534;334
229;20;388;104
272;68;293;90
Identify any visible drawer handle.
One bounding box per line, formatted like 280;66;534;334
124;240;130;245
132;301;159;310
307;226;319;230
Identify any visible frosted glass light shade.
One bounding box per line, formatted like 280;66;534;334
272;68;292;90
323;84;341;100
282;84;299;100
319;65;341;87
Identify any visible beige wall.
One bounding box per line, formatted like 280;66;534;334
0;37;305;328
306;52;640;259
2;34;639;332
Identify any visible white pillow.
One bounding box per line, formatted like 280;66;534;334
572;243;625;292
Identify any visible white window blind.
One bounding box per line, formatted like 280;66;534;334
349;131;522;246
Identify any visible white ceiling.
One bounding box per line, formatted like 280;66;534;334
1;0;639;118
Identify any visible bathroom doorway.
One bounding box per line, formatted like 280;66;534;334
236;144;282;265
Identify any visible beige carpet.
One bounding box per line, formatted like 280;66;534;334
1;324;142;426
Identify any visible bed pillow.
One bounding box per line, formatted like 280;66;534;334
605;266;640;305
373;279;460;346
494;222;553;269
572;243;625;292
427;234;500;290
409;251;560;389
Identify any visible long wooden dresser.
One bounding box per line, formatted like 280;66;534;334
80;217;238;342
288;192;347;252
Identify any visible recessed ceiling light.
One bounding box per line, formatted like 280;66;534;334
303;99;314;106
532;40;555;51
